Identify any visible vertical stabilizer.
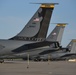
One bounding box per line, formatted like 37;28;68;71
10;3;57;41
67;39;76;53
46;23;67;44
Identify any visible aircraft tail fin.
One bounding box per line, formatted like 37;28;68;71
46;23;67;44
67;39;76;53
10;3;57;41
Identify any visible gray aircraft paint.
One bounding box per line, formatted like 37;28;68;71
0;39;34;55
46;24;66;44
17;8;43;37
10;4;55;41
54;40;76;60
2;23;66;59
0;3;60;59
48;39;76;60
14;23;66;57
67;39;76;53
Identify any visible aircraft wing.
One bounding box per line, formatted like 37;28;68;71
12;41;59;53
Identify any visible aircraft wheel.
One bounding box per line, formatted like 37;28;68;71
0;59;4;63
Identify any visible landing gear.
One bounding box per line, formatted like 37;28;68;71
0;59;4;63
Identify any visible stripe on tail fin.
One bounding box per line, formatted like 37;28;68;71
10;3;57;41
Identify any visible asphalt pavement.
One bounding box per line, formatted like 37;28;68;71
0;60;76;75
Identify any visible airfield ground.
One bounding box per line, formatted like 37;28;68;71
0;60;76;75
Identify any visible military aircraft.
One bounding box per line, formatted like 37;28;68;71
58;39;76;60
0;3;59;58
0;23;67;61
37;39;76;61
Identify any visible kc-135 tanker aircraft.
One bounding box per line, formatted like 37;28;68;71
0;3;60;58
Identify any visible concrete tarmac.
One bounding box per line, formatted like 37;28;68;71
0;60;76;75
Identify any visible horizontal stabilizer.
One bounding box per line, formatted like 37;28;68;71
30;3;59;8
30;3;59;5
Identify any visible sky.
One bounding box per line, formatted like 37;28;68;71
0;0;76;47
